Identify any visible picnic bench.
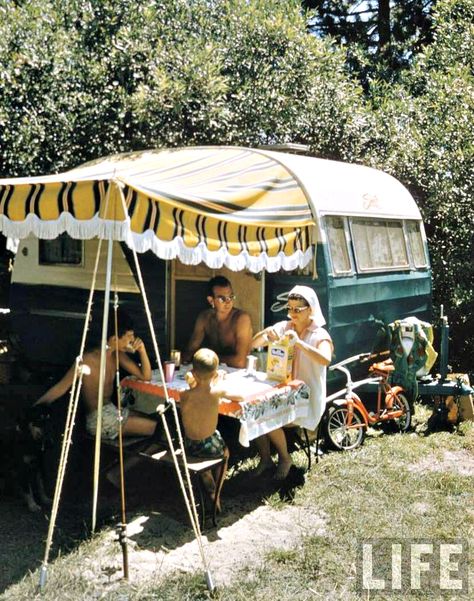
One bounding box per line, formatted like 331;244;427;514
93;433;225;528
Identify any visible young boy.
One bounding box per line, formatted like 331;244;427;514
36;309;157;440
180;348;240;512
35;310;159;489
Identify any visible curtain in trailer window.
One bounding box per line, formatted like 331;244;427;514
387;221;408;266
372;221;392;267
352;219;409;272
325;216;351;274
351;219;373;270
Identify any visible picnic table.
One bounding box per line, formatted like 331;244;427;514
121;365;310;447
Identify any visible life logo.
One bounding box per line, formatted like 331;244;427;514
357;538;469;593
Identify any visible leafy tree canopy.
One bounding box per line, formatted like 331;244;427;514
0;0;472;370
302;1;435;84
0;0;370;176
364;0;474;367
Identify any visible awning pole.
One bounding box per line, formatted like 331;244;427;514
113;292;130;580
39;236;104;592
91;236;114;532
115;184;214;592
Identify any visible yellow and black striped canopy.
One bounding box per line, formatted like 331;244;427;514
0;146;316;272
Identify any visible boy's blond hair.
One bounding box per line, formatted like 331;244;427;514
192;348;219;377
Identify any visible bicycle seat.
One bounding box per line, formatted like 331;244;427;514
369;360;394;376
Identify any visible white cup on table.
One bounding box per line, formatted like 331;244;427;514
164;361;175;383
245;354;257;376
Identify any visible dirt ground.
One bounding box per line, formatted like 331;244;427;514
408;448;474;476
0;452;323;595
2;440;472;597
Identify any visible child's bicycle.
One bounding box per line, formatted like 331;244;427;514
322;352;412;451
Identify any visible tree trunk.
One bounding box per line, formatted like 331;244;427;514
378;0;391;57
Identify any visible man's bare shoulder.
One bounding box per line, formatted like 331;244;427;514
82;349;100;365
196;308;215;325
232;308;251;322
231;309;252;334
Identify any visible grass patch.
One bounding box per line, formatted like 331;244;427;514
2;406;473;600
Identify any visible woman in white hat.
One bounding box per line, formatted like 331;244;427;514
251;285;333;479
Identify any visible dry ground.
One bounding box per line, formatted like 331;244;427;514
1;415;473;599
0;452;317;595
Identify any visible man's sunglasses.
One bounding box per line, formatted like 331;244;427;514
214;294;236;303
285;304;309;314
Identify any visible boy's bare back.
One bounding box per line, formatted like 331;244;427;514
180;385;222;441
181;348;243;442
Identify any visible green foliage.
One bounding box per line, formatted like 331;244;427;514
365;0;474;369
0;0;369;174
303;1;436;85
0;0;472;368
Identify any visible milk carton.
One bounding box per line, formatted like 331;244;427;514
266;333;295;382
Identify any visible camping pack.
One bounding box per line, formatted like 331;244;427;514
388;316;438;401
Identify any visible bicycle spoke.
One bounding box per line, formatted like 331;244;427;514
326;405;365;451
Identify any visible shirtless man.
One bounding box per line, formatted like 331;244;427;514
182;276;253;368
36;310;157;440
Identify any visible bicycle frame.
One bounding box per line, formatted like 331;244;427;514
326;362;378;431
324;353;412;451
326;355;407;429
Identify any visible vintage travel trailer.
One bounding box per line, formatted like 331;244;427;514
3;147;432;382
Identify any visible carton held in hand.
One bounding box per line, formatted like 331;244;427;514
266;333;295;382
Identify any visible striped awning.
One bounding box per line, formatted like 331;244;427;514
0;146;316;273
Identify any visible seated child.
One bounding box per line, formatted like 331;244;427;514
180;348;241;512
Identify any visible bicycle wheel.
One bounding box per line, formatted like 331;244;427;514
324;403;366;451
390;392;412;432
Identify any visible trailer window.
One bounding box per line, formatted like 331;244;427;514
39;234;83;265
351;219;409;272
406;221;428;268
325;216;352;274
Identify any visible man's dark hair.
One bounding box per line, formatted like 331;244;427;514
107;308;134;339
86;308;134;351
207;275;232;296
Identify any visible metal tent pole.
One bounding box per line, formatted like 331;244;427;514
117;195;215;592
39;237;104;591
91;236;114;533
113;292;130;580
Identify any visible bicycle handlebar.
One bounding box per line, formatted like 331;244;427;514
360;350;390;363
329;353;370;371
326;375;381;403
329;363;351;378
329;350;390;372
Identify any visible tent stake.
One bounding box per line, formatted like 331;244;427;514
205;570;216;594
117;523;129;580
38;564;48;591
113;292;131;581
